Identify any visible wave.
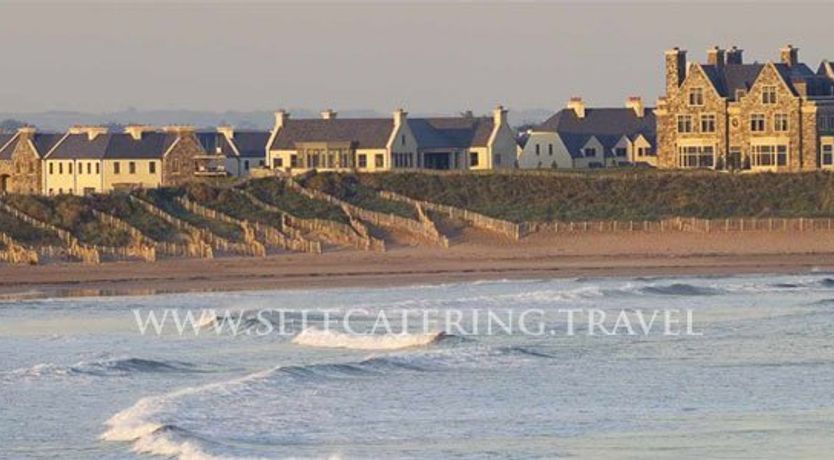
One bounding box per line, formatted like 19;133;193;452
4;357;200;380
292;328;447;350
640;283;724;296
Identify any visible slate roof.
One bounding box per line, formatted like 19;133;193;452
409;117;494;150
269;119;394;150
0;132;66;160
47;132;179;159
537;107;656;159
699;62;832;99
231;131;270;158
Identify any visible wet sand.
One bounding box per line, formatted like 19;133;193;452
2;229;834;299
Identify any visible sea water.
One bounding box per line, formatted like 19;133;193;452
2;273;834;459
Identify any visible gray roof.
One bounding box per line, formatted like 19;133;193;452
269;118;394;150
699;62;832;99
538;107;655;138
47;132;179;159
409;117;494;149
230;131;270;157
0;132;65;160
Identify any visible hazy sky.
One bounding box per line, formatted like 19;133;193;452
2;2;834;115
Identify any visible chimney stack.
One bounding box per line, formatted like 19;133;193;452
162;125;195;136
16;126;36;139
320;109;337;120
726;46;743;65
625;96;645;118
780;44;799;67
707;46;725;68
68;125;107;141
664;47;687;95
124;124;154;141
492;104;508;126
393;108;407;127
274;110;289;130
567;97;586;119
217;124;234;140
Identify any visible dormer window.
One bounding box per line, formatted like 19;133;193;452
763;86;777;104
688;88;704;106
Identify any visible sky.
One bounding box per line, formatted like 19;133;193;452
2;2;834;116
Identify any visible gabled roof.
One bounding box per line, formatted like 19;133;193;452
409;117;494;149
697;61;832;100
557;132;593;159
196;132;233;156
47;132;179;160
269;118;394;150
538;107;655;140
0;132;65;160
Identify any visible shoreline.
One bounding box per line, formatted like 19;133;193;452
2;229;834;299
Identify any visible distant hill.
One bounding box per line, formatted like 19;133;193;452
0;108;553;132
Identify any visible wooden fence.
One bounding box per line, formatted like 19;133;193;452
175;196;267;257
378;190;522;241
526;217;834;234
0;200;100;264
287;178;449;247
232;189;384;252
128;195;214;259
0;232;39;264
91;210;157;262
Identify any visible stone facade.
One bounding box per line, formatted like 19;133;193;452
0;129;53;194
162;130;204;186
656;45;834;172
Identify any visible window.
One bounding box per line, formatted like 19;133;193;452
49;163;53;175
290;155;298;168
68;163;73;174
688;88;704;106
95;163;100;174
548;144;553;156
677;145;715;168
583;148;596;157
762;86;777;104
401;134;406;146
615;147;627;157
822;144;833;166
470;152;479;167
113;162;121;174
149;161;156;174
677;115;693;133
750;114;766;132
87;162;92;174
493;154;501;166
375;154;384;168
774;113;789;132
535;144;540;156
244;160;250;170
128;162;136;174
58;163;63;174
751;145;788;167
358;154;367;168
259;160;265;167
700;114;716;133
273;158;283;168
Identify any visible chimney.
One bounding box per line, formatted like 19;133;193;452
393;108;407;127
124;124;154;141
217;124;234;140
492;104;508;126
274;110;289;130
664;47;687;95
726;46;743;65
16;126;36;139
162;125;195;136
463;110;474;118
625;96;645;118
707;46;725;68
780;44;799;67
68;125;107;141
320;109;337;120
567;97;585;119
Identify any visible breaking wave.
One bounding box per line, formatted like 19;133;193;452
292;328;447;350
640;283;724;296
3;357;200;381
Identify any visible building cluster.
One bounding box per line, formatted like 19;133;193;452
3;44;834;195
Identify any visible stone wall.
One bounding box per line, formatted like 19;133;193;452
163;134;204;186
0;136;43;194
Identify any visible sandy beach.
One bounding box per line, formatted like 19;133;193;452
1;228;834;299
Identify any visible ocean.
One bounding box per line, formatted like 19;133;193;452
2;273;834;459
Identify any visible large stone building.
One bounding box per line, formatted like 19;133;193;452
656;45;834;171
0;128;64;193
266;106;516;173
518;97;656;169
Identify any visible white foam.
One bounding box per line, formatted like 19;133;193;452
292;328;444;350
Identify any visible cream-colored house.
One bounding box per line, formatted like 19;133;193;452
266;106;516;173
43;125;205;195
518;97;656;169
266;109;418;173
